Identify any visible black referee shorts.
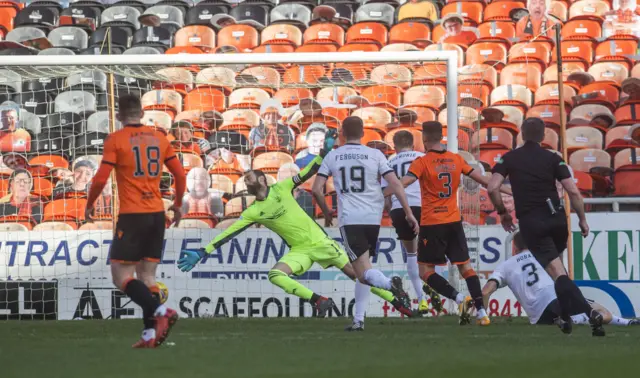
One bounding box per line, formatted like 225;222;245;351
418;221;469;266
110;212;166;264
390;206;421;241
519;210;568;268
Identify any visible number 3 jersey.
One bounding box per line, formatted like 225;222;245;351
318;143;394;227
407;150;474;225
489;251;557;324
101;124;177;214
381;150;424;211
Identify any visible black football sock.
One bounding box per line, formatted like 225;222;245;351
562;276;593;315
124;279;158;329
464;273;485;311
426;273;459;301
554;275;575;321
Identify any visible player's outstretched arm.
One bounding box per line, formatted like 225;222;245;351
178;216;255;272
310;130;339;227
293;129;338;188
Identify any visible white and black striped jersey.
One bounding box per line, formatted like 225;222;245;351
318;143;394;227
381;150;424;210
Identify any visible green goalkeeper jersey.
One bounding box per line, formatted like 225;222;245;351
204;155;328;254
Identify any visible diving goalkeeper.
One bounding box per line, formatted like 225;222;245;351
178;130;412;317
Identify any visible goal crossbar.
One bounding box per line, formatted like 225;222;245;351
0;50;459;152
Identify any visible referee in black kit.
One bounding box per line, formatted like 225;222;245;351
486;117;605;337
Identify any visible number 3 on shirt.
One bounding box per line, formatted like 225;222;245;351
132;145;161;177
438;172;452;198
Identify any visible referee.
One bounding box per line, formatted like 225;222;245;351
486;117;605;337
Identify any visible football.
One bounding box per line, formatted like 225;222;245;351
157;281;169;304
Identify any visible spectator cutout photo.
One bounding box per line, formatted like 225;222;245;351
0;168;43;223
295;122;327;169
182;167;224;219
249;99;295;153
53;158;97;198
439;13;478;46
277;162;314;217
0;103;29;153
171;120;202;155
515;0;558;39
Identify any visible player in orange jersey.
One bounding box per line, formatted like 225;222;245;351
85;94;186;348
383;121;511;326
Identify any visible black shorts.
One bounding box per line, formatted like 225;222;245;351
536;298;595;325
339;225;380;262
109;212;166;264
390;207;421;241
519;210;568;268
418;221;469;266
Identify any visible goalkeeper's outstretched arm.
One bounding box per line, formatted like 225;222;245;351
292;154;324;188
204;216;255;253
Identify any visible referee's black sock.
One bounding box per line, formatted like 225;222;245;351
462;270;485;311
554;275;580;320
123;279;158;329
563;276;593;315
424;272;459;301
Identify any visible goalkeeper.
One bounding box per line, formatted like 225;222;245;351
178;130;411;317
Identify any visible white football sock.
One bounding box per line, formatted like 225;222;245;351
354;279;370;323
455;293;465;305
406;254;424;301
154;304;167;317
610;316;631;326
142;328;156;341
477;308;488;318
364;269;392;290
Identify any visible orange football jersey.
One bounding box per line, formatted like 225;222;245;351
408;150;474;225
102;125;177;214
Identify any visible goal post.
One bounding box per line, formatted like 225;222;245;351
0;50;486;320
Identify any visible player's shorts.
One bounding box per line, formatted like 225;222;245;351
390;206;421;241
339;224;380;262
109;212;166;264
279;238;349;276
519;210;568;268
418;221;469;266
536;298;595;325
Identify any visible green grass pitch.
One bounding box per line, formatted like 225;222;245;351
0;317;637;378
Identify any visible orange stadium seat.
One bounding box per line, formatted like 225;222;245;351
345;22;388;47
403;85;446;110
361;85;402;113
352;107;392;135
566;126;604;153
210;174;235;196
483;1;525;21
534;83;576;107
569;148;611;173
225;196;256;218
527;104;566;132
459;64;498;88
217;24;260;52
589;61;629;87
252;152;294;175
595;39;638;64
219;109;260;132
388;22;431;47
477;21;516;45
576;82;619;112
605;126;634;152
459;82;490;107
425;43;465;67
174;25;216;52
274;88;313;107
303;23;345;46
561;19;602;41
370;64;412;90
613;148;640;195
479;128;515;150
509;41;551;68
490;84;533;111
43;198;87;228
568;0;610;21
184;88;226;113
283;65;326;84
141;90;182;119
614;104;640;126
295;44;338;53
261;24;302;47
480;149;509;168
553;40;594;70
500;62;542;92
466;42;508;69
441;1;484;26
240;66;281;94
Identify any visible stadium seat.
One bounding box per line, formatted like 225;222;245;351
31;177;53;198
566;126;604;153
216;24;260;52
516;127;560;150
388;22;430;47
570;104;615;131
553;40;593;69
184;87;226;113
443;127;471;152
526;104;565;132
34;222;76;231
508;41;551;68
595;39;638;65
478;128;514;150
605;126;634;152
534;83;576;107
252;152;294;175
568;0;610;21
346;22;388;47
210;174;235;196
261;23;303;47
361;85;402;113
575;82;619;112
441;1;483;26
490;84;533;111
613;148;640;195
219;109;260;132
466;42;507;69
569;148;611;175
459;82;490;108
270;4;311;30
224;195;256;217
614;104;640;126
477;21;516;46
425;43;465;67
438;106;479;132
0;222;28;232
483;1;525;21
229;88;270;109
195;66;235;95
352;107;392;134
561;19;602;41
15;6;56;32
459;64;498;89
500;63;542;92
101;6;140;30
370;64;412;90
142;110;172;133
144;5;185;30
175;25;216;52
79;221;113;231
588;61;629;87
230;4;269;31
29;154;69;171
480;149;508;168
240;66;281;94
283;64;326;84
48;26;89;51
42;198;87;228
186;3;232;27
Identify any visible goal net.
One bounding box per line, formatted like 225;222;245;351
0;51;485;320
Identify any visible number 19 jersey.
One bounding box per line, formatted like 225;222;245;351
101;124;177;215
408;150;473;225
382;150;424;211
489;251;557;324
318;143;394;227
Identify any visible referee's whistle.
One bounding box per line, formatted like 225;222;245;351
546;198;557;215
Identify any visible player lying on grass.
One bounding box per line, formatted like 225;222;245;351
85;94;184;348
178;130;412;318
483;231;639;327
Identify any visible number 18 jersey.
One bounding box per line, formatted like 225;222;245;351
101;124;177;215
382;150;424;211
408;150;473;225
489;251;557;324
318;143;394;227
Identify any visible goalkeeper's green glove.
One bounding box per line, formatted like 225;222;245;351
320;129;338;157
177;248;207;272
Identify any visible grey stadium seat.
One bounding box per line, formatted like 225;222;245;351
19;109;42;136
124;46;163;54
87;111;120;134
54;90;97;115
270;4;312;30
355;3;395;27
5;26;47;44
101;6;141;29
143;5;185;28
38;47;76;55
48;26;89;50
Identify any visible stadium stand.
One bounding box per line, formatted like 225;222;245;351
0;0;636;233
